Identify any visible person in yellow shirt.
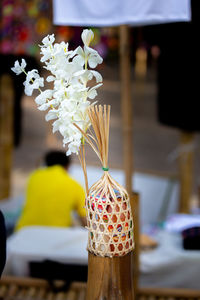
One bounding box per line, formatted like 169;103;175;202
16;151;86;231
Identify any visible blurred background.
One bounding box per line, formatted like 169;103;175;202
1;0;200;297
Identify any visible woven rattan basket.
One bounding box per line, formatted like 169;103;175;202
86;173;134;256
77;105;134;257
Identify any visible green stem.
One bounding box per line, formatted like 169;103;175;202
78;143;89;196
85;57;88;70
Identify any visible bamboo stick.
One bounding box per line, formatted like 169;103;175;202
0;74;14;200
178;131;194;213
119;25;133;195
130;192;140;297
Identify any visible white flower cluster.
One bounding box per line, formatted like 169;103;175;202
11;29;103;155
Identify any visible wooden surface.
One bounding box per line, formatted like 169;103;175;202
86;251;134;300
178;131;195;213
138;287;200;299
0;74;14;200
119;25;133;195
1;276;200;300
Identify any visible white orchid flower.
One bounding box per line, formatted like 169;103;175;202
90;70;103;83
40;47;52;63
67;140;81;156
40;34;55;63
72;45;103;69
84;46;103;68
46;75;55;82
35;90;53;105
45;109;58;121
52;119;62;133
10;29;103;155
81;29;94;47
37;103;51;111
23;69;44;96
88;83;103;99
41;34;55;47
11;59;26;75
74;70;102;86
74;70;96;85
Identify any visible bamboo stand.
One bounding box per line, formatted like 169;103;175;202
0;74;14;200
119;25;133;196
86;251;134;300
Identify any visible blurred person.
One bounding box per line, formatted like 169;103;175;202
0;211;6;277
15;151;86;231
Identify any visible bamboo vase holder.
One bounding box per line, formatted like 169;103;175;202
77;105;135;299
86;251;134;300
79;105;134;257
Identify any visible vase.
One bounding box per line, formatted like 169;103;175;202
86;251;134;300
83;105;135;299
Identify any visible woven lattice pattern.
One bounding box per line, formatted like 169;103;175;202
86;172;134;257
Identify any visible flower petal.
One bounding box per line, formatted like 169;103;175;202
81;29;94;47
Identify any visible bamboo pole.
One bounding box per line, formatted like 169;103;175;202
86;252;134;300
0;74;14;200
130;192;140;297
119;25;133;196
178;131;194;213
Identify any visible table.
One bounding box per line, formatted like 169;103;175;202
5;227;88;277
5;226;200;290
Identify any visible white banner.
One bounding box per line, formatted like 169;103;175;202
53;0;191;27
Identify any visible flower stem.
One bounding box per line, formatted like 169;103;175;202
78;143;89;196
82;143;89;194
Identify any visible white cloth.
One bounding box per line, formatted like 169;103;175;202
5;226;88;276
53;0;191;27
140;230;200;289
165;214;200;232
